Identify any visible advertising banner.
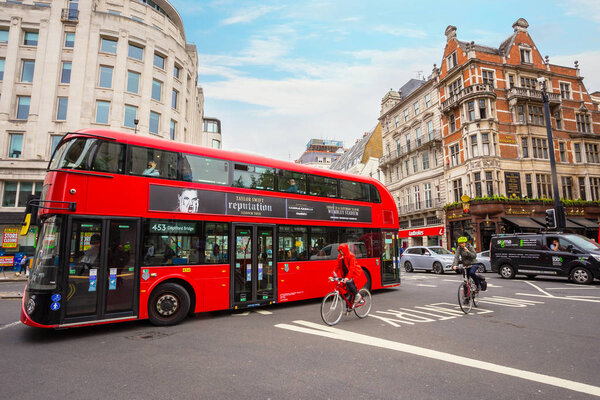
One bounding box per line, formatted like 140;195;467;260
398;226;445;238
2;228;18;248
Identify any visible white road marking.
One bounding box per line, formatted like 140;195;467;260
256;310;273;315
517;293;600;303
234;310;273;316
546;287;599;290
415;284;437;287
275;320;600;397
524;281;553;297
0;321;20;331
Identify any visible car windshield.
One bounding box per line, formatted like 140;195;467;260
28;216;62;290
564;234;600;251
429;247;452;255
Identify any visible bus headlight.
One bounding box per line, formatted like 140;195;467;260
26;297;36;315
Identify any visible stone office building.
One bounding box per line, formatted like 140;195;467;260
437;19;600;250
0;0;220;260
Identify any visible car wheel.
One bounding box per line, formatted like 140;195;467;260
477;264;486;273
404;261;413;273
433;262;443;274
570;266;593;285
499;264;515;279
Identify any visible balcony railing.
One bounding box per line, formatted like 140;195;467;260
507;87;561;105
61;8;79;23
380;130;442;166
441;83;496;113
399;198;443;214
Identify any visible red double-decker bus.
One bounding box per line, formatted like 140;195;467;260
21;129;400;328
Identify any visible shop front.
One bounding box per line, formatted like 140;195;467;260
398;226;445;251
0;212;37;274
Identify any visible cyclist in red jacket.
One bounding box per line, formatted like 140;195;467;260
334;243;366;304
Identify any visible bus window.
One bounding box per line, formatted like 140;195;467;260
309;227;339;260
50;138;95;170
90;141;125;173
233;163;275;190
28;216;62;290
308;175;338;198
181;154;228;185
369;184;381;203
278;226;308;261
341;228;372;258
129;146;178;179
277;170;306;194
340;180;370;202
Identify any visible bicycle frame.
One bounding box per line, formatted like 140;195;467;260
331;279;356;311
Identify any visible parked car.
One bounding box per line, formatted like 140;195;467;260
490;232;600;284
401;246;454;274
475;251;491;272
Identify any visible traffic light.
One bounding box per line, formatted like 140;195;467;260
545;209;556;229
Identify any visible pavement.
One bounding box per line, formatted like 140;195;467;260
0;272;27;299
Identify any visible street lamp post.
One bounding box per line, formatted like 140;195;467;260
538;77;566;229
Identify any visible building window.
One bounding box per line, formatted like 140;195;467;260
169;119;176;140
532;138;548;159
403;109;409;122
536;174;551;198
559;142;566;162
592;178;600;201
554;110;562;130
578;177;586;200
576;113;591;133
2;181;43;208
204;120;220;133
124;105;137;128
448;78;462;96
154;53;165;69
574;143;582;162
395;139;401;155
149;111;160;134
425;94;431;108
585;143;600;163
0;58;4;80
9;134;23;158
561;176;573;200
521;137;529;158
174;64;181;79
447;51;457;70
64;32;75;48
16;96;30;120
393;116;399;128
508;75;515;88
172;89;178;109
478;99;487;119
414;101;420;116
412;156;418;173
152;79;162;101
482;70;494;87
51;136;62;154
449;114;456;132
450;144;459;166
528;105;543;125
405;134;411;153
95;100;110;124
559;82;571;100
427;121;434;139
212;139;221;149
61;62;72;84
415;128;422;147
424;183;432;208
467;101;475;121
485;171;494;196
521;77;536;89
474;172;482;197
413;186;421;210
404;160;409;177
482;133;490;156
23;31;38;46
525;173;533;198
453;178;463;202
520;48;531;63
98;65;113;88
127;71;140;94
131;16;143;23
100;37;117;54
422;153;429;170
0;28;8;43
470;134;478;157
128;43;144;61
517;105;525;123
21;60;35;83
56;97;68;120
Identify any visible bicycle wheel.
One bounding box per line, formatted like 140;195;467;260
321;292;344;326
469;279;478;308
353;288;372;319
458;282;472;314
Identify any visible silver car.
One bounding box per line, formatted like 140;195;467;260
475;250;491;272
401;246;455;274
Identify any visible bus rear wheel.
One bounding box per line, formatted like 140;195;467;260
148;283;191;326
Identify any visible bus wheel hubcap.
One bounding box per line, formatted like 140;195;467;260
157;294;178;316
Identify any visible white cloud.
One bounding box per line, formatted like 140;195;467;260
552;50;600;91
561;0;600;23
374;25;427;39
221;5;281;25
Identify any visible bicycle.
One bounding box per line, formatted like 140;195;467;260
456;265;480;314
321;275;372;326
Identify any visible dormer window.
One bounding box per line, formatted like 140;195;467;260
447;51;457;70
520;48;532;63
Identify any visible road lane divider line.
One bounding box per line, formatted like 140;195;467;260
517;293;600;303
0;321;20;331
524;281;554;297
275;320;600;397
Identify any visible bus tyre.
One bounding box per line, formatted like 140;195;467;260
570;266;593;285
499;264;515;279
404;261;413;273
433;262;443;274
361;268;372;292
148;283;191;326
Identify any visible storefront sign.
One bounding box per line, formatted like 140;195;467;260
148;185;372;223
2;228;18;248
0;255;14;267
499;134;517;144
398;226;445;238
505;207;532;215
504;172;522;198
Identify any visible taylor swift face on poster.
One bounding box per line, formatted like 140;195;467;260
177;189;199;213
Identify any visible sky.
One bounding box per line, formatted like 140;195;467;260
170;0;600;162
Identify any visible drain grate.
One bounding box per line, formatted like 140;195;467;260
126;331;171;341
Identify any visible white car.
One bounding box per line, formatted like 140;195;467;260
475;250;491;272
401;246;455;274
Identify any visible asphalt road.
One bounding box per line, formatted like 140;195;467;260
0;273;599;400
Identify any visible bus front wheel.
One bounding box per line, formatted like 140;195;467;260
148;283;191;326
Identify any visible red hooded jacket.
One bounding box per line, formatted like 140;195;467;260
334;243;367;289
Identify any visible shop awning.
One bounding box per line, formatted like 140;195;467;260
568;217;599;229
501;216;544;229
530;216;590;229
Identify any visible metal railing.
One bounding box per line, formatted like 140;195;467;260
380;130;442;166
507;87;561;104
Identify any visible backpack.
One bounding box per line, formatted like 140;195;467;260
479;276;487;291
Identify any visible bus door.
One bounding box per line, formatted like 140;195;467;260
232;224;275;307
381;230;400;285
63;217;139;325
